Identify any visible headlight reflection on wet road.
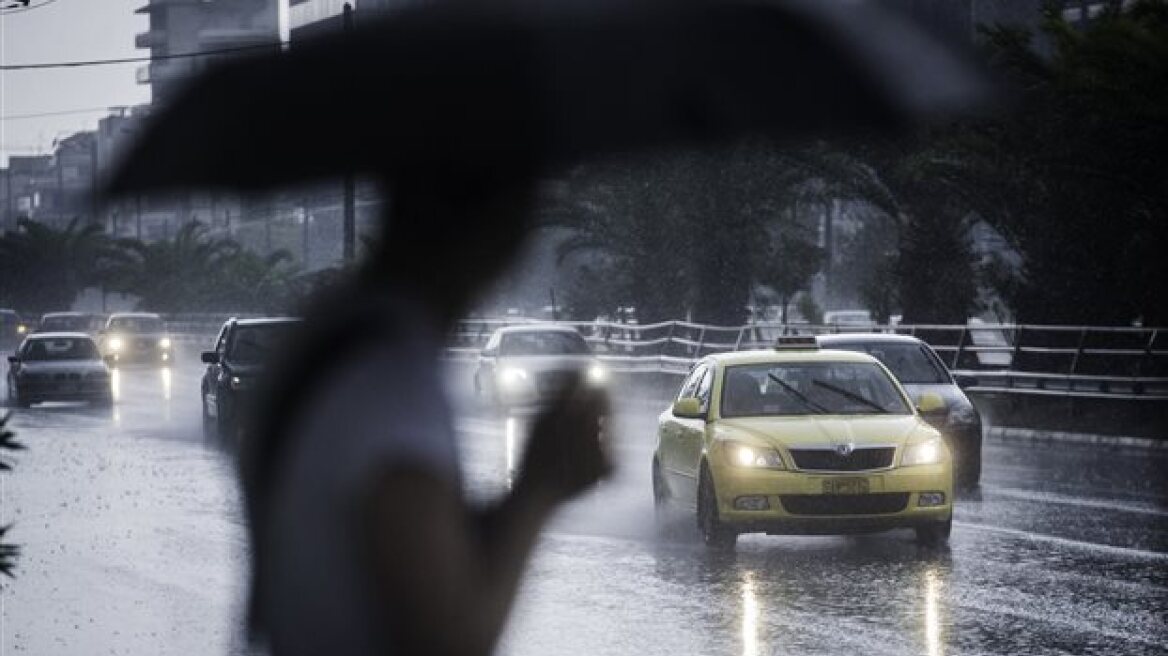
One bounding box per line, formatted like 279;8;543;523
924;567;944;656
110;368;121;402
161;367;172;401
741;571;762;656
505;415;518;489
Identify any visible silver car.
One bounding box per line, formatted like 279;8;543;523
817;333;983;489
6;332;113;407
474;325;606;411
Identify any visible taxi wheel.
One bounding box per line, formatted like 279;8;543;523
652;457;669;512
914;516;952;547
697;465;736;549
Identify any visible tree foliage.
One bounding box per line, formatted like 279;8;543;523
549;142;828;325
0;218;117;315
919;3;1168;324
0;413;22;579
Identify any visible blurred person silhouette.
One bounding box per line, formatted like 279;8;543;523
102;1;990;654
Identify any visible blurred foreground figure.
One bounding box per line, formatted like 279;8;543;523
104;1;988;654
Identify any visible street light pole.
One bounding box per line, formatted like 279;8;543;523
342;2;356;263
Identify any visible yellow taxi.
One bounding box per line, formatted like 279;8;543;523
652;337;953;548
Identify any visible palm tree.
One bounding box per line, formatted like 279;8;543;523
0;217;116;315
106;222;243;312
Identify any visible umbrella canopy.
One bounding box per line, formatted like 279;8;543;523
105;0;990;195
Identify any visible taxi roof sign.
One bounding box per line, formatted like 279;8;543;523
774;335;820;350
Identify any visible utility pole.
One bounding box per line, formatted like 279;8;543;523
341;2;356;263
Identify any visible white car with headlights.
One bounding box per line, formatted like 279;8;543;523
99;312;174;366
474;324;606;411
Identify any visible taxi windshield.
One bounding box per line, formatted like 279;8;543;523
721;362;911;417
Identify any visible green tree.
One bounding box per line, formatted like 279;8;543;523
914;3;1168;324
0;218;116;314
754;227;823;324
106;222;298;313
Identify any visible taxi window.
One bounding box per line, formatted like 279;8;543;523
695;366;714;412
678;364;707;400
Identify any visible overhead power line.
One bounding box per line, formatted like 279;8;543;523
0;42;288;71
0;0;60;15
0;106;124;121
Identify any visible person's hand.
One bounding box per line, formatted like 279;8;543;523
515;378;612;504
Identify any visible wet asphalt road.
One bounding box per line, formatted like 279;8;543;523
1;360;1166;656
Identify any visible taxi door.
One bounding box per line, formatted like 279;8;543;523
659;363;707;503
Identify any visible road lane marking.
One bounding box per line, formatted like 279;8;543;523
981;484;1168;518
954;521;1168;561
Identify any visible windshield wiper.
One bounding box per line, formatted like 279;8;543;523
811;380;890;413
767;373;829;414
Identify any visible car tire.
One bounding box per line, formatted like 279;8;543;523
8;382;30;409
697;464;736;550
202;396;217;440
915;516;952;547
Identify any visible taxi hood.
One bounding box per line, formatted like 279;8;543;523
715;414;929;449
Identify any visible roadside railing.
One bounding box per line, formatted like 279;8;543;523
165;314;1168;401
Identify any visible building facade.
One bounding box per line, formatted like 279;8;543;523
134;0;281;103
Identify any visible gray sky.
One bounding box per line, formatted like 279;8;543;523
0;0;149;166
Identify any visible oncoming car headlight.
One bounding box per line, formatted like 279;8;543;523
902;438;945;467
230;375;251;390
587;362;607;385
159;337;172;349
499;367;528;389
725;441;784;469
108;336;124;352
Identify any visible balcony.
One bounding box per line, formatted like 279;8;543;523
134;30;166;49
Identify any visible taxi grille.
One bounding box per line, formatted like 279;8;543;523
781;493;909;516
789;447;895;471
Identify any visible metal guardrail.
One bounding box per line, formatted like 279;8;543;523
164;315;1168;401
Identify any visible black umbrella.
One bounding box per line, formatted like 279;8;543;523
105;0;990;195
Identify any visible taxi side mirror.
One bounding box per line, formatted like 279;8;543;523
917;393;946;414
7;355;18;364
672;397;704;419
200;351;219;364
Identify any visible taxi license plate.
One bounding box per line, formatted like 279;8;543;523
822;478;870;495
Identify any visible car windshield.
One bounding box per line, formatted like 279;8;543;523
721;362;912;417
40;316;90;332
826;342;950;384
22;338;100;362
108;316;164;333
500;331;590;356
227;324;298;364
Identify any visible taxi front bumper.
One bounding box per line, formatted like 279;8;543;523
710;461;953;535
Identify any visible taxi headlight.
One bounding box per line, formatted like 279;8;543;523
902;438;945;467
159;337;172;349
108;336;124;352
499;367;528;390
726;441;784;469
